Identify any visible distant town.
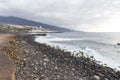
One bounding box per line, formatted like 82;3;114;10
0;24;59;33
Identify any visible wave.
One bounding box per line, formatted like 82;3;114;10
35;35;85;41
83;47;120;70
35;35;111;45
35;35;120;70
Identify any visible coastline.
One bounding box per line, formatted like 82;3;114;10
3;34;120;80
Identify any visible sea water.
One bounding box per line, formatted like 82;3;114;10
35;31;120;70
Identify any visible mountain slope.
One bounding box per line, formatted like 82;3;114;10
0;16;71;32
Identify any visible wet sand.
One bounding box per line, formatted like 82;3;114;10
0;34;15;80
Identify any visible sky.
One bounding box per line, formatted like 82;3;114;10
0;0;120;32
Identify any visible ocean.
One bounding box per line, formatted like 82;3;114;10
35;31;120;70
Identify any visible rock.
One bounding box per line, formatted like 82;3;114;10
104;78;109;80
93;75;100;80
117;43;120;45
72;68;75;71
43;62;47;66
35;67;38;70
36;62;39;65
43;58;49;62
23;58;27;61
35;77;40;80
5;34;120;80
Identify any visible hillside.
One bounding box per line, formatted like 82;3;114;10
0;16;70;32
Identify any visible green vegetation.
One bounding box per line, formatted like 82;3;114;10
0;24;32;33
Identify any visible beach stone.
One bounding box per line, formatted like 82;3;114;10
35;67;38;70
35;77;40;80
43;62;46;66
36;62;39;64
5;34;120;80
43;58;49;62
93;75;100;80
104;78;109;80
23;58;27;61
72;68;75;71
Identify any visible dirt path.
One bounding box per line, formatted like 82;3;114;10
0;34;15;80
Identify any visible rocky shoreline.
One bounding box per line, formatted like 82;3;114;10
3;34;120;80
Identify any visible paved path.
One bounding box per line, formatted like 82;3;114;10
0;34;15;80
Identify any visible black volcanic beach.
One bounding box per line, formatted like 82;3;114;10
2;34;120;80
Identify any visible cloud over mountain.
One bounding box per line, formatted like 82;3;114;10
0;0;120;32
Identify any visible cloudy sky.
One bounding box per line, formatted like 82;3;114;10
0;0;120;32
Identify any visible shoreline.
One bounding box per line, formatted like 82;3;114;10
3;34;120;80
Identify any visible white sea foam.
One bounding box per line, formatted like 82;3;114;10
83;47;120;70
35;35;120;70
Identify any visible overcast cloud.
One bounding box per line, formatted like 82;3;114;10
0;0;120;32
